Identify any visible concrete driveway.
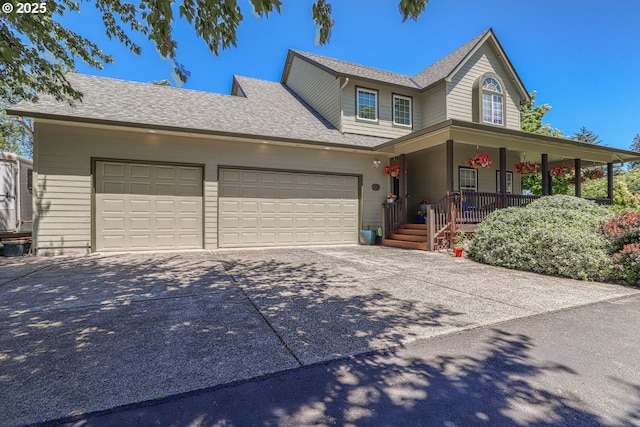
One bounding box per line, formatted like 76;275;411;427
1;246;637;427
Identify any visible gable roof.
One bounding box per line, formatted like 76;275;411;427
8;73;388;149
285;50;420;89
285;28;530;101
411;30;489;88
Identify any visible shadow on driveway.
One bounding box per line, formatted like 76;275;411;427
64;328;640;426
1;247;639;427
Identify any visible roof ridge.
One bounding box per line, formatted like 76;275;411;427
66;72;236;98
411;28;492;89
291;49;420;88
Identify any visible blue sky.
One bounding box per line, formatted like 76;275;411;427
63;0;640;150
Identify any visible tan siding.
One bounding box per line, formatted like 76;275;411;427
406;144;523;207
285;56;341;129
34;173;91;252
35;123;384;252
452;145;522;193
407;145;448;205
447;43;521;130
420;83;447;128
341;79;421;138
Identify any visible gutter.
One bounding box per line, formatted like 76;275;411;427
9;112;386;153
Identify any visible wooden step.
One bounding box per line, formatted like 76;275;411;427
383;238;428;251
458;224;478;233
393;228;428;236
389;233;429;242
400;223;428;230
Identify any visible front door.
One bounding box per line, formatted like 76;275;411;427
0;160;16;232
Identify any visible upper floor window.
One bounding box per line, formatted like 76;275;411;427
356;87;378;122
481;77;503;125
393;94;412;127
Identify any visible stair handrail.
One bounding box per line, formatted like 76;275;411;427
381;198;404;240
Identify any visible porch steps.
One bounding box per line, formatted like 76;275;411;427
383;223;429;251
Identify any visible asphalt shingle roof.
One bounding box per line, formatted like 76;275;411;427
9;74;389;148
289;50;420;89
292;29;490;90
8;30;493;148
412;30;489;88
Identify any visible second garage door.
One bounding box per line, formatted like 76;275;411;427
219;169;359;248
95;161;203;251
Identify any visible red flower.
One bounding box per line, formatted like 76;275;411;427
384;163;401;177
514;161;540;174
466;154;492;169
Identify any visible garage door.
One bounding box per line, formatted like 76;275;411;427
95;161;203;251
219;169;359;248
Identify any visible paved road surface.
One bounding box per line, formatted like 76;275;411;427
50;294;640;427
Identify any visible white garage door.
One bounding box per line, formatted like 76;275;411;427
95;161;203;251
219;169;359;248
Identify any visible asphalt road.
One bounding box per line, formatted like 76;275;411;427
49;293;640;427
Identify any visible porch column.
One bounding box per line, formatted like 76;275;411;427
499;148;507;207
446;140;454;193
607;162;614;202
574;158;582;198
399;154;407;217
541;154;550;196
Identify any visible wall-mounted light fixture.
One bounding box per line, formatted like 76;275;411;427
373;159;381;168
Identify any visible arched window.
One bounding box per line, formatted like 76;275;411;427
481;77;503;125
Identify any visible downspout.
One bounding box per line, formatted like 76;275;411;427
339;77;349;134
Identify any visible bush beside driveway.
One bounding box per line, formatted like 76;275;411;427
0;247;637;427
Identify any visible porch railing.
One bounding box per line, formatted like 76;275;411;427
381;199;404;239
459;191;540;223
426;194;452;250
587;197;613;205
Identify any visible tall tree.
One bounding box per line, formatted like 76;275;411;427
1;0;430;104
0;88;32;156
629;133;640;169
519;91;563;137
572;126;602;144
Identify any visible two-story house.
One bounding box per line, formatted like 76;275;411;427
9;29;640;254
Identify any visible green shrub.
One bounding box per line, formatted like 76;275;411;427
579;178;639;211
468;195;614;281
623;168;640;194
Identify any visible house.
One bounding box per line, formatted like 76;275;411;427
8;29;640;254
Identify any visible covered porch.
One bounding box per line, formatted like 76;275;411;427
377;120;640;250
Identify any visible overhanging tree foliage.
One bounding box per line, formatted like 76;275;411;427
519;91;563;137
1;0;430;104
0;95;32;156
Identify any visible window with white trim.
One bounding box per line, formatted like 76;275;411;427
356;88;378;121
496;171;513;194
393;94;412;127
482;77;503;125
459;167;478;192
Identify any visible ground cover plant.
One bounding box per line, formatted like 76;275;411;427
468;195;614;281
598;212;640;285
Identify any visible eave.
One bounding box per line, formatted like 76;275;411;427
378;119;640;164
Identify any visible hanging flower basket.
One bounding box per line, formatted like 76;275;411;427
550;165;574;178
466;154;493;169
514;161;540;174
583;168;605;180
384;163;401;177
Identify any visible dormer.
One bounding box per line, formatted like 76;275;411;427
280;28;531;138
414;28;530;130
